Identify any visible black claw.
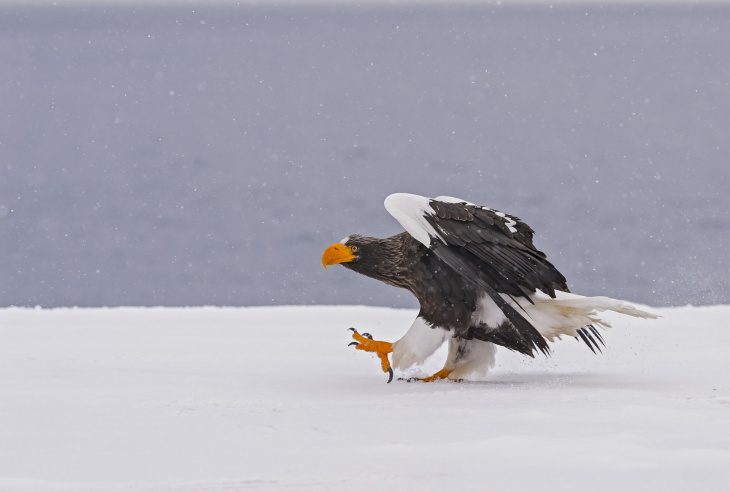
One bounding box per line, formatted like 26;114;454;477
348;327;357;333
348;342;359;347
362;332;373;339
386;367;394;383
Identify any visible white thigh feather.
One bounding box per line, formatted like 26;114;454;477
391;316;448;370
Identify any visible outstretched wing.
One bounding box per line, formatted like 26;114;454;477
384;193;569;356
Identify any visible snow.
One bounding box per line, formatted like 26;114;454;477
1;305;729;491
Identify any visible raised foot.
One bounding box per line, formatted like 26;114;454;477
348;328;394;383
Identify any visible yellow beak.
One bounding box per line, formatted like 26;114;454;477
322;243;356;269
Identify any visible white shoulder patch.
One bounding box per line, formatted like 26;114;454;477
433;195;475;206
437;195;518;234
384;193;443;247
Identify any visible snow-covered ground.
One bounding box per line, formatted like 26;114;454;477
1;304;728;491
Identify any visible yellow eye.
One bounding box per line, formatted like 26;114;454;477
350;245;358;253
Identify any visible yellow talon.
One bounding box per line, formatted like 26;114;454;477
349;329;393;377
419;369;453;382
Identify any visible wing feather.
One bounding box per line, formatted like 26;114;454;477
431;241;551;356
385;193;569;357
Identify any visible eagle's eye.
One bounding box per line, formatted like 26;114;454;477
350;245;359;253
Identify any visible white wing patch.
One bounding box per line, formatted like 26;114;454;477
492;211;518;234
385;193;518;245
384;193;443;247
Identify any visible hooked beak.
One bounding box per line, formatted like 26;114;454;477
322;243;356;269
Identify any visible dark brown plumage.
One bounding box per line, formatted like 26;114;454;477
338;218;582;357
321;194;654;382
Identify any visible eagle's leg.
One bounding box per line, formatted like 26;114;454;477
411;338;470;382
348;328;394;383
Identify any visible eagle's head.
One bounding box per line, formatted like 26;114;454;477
322;234;405;284
322;234;373;270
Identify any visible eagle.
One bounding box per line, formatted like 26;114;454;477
322;193;658;383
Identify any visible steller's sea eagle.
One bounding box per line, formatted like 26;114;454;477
322;193;658;383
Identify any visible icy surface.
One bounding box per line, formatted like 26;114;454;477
1;304;728;491
0;4;728;308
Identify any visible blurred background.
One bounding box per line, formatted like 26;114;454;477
1;1;728;308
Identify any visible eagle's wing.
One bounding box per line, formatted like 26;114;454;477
385;193;568;356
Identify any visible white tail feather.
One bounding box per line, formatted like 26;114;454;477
521;291;659;342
